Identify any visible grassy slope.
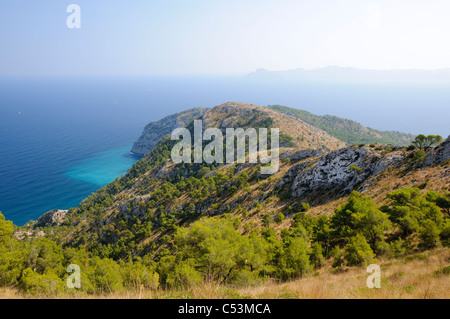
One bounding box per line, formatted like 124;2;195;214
237;248;450;299
267;105;415;146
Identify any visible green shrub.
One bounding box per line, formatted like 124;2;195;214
262;214;274;227
404;253;427;263
389;238;407;257
174;217;269;282
279;133;296;147
86;257;123;294
228;268;262;286
411;150;425;166
349;164;363;173
434;266;450;277
310;242;325;269
121;261;159;290
254;201;262;212
404;285;415;293
0;212;14;245
301;202;310;212
19;268;65;295
0;243;25;286
419;219;440;249
165;261;203;288
275;212;285;224
344;234;375;266
330;246;344;268
278;237;311;280
374;240;391;256
331;191;391;248
440;220;450;247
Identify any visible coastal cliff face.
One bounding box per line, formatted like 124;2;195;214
131;107;208;156
34;209;68;227
132;102;347;156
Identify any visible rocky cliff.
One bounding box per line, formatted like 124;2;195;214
132;102;347;156
131;107;209;156
277;145;405;204
424;136;450;167
34;209;68;227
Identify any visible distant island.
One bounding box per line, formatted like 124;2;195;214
247;66;450;82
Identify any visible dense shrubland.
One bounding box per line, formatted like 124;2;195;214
1;185;448;296
267;105;415;146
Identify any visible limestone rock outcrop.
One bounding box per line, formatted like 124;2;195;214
131;107;208;156
424;135;450;167
281;146;405;202
35;209;68;227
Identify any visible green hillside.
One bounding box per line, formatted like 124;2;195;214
2;102;448;298
267;105;415;146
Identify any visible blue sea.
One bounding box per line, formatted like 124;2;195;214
1;76;449;225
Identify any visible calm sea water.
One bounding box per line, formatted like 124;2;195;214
0;76;449;225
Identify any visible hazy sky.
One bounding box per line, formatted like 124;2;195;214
2;0;450;75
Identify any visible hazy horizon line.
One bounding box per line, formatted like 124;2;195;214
3;65;450;79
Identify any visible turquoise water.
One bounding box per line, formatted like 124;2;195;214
65;144;140;187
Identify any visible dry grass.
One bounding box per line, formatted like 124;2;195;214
237;248;450;299
0;287;24;299
3;248;448;299
204;102;346;151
